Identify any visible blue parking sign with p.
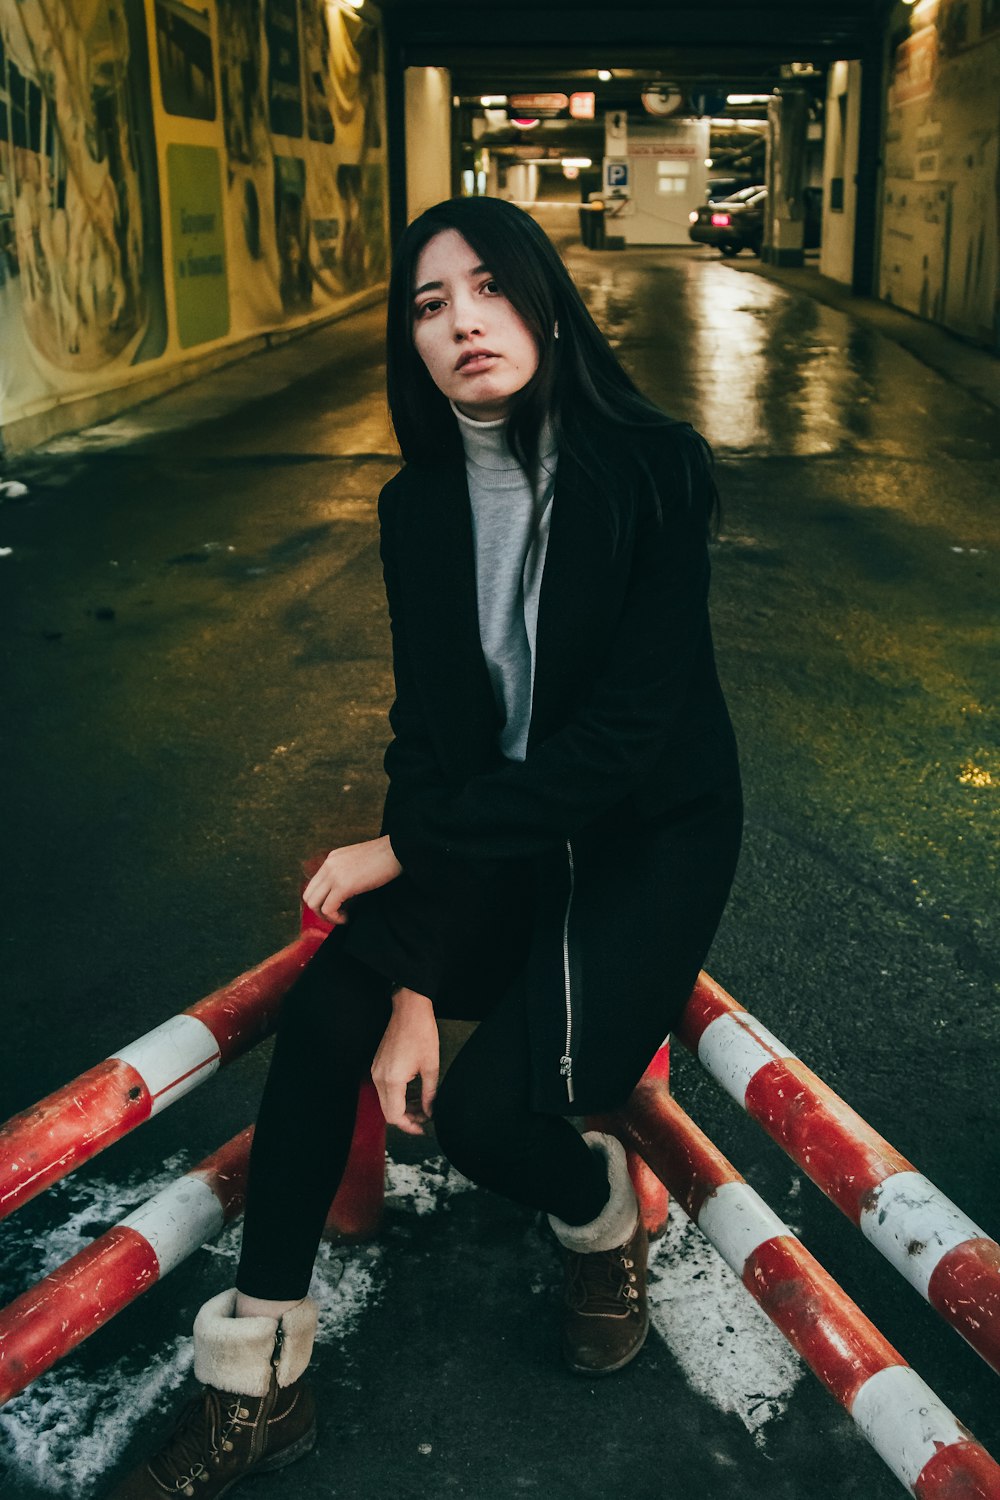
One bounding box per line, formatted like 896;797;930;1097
605;161;629;190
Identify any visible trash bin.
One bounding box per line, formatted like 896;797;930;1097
578;201;606;250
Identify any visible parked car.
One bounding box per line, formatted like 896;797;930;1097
705;176;752;202
689;186;766;257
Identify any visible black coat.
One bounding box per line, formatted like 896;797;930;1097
342;420;743;1113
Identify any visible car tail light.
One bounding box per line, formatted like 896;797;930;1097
711;212;732;226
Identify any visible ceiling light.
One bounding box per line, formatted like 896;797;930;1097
597;69;613;82
727;93;771;105
562;157;592;168
480;94;508;106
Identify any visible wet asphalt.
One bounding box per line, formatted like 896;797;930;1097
0;236;998;1499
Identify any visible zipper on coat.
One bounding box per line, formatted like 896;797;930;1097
560;837;576;1104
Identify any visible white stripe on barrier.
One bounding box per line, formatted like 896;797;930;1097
859;1171;987;1301
112;1014;221;1116
696;1012;798;1106
850;1363;970;1491
120;1174;225;1277
697;1181;790;1274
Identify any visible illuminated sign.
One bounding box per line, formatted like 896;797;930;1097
509;92;568;117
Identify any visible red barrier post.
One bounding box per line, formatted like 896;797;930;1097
325;1080;386;1241
615;1069;1000;1500
590;1041;670;1238
676;973;1000;1376
0;934;323;1222
0;1129;253;1407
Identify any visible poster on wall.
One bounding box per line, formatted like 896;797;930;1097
155;0;216;119
265;0;303;137
167;143;229;346
0;0;167;427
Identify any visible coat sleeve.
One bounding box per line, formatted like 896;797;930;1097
384;428;716;864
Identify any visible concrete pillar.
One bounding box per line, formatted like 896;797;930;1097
764;88;809;267
820;60;862;285
405;66;452;222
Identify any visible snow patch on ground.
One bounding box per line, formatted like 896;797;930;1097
0;1159;389;1497
0;1334;194;1497
647;1209;804;1440
384;1154;473;1215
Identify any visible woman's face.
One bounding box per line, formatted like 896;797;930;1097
410;229;540;421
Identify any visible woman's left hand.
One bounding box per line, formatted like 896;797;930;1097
303;834;403;926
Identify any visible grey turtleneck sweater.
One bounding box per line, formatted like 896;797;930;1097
450;401;558;762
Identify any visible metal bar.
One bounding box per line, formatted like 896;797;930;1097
615;1076;1000;1499
676;974;1000;1376
0;1129;253;1408
0;931;323;1222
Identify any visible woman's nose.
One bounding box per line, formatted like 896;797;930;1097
450;295;483;339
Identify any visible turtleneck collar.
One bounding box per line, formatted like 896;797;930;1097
449;399;558;478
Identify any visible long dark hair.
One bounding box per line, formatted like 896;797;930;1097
385;196;720;538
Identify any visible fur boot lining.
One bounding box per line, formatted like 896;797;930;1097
548;1131;639;1254
193;1289;318;1396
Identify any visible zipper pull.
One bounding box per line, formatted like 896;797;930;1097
559;1055;573;1078
270;1320;284;1371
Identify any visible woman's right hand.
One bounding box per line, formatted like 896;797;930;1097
303;834;403;926
371;987;439;1135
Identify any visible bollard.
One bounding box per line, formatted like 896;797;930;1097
0;1129;253;1407
0;932;323;1222
677;974;1000;1376
590;1041;670;1238
615;1071;1000;1500
325;1079;386;1241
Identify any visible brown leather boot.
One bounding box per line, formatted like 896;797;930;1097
107;1291;317;1498
549;1131;649;1376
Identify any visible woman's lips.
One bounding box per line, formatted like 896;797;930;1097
456;351;499;373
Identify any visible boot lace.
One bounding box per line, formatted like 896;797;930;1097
148;1387;242;1492
565;1244;640;1316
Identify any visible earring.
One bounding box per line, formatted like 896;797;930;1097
553;320;560;340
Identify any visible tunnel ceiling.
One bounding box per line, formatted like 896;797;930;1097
377;0;892;87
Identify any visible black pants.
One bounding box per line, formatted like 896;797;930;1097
235;936;611;1301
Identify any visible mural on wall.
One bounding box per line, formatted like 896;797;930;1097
214;0;386;332
1;0;389;435
0;0;166;424
881;0;999;348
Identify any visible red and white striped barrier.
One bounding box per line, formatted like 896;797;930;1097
611;1069;1000;1500
0;1076;385;1408
0;931;324;1222
0;1129;253;1407
675;975;1000;1376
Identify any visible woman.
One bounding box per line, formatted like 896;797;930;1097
109;196;742;1499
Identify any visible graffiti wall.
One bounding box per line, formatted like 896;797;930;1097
0;0;388;437
880;0;1000;348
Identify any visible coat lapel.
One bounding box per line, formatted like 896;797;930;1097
397;458;502;778
528;449;623;750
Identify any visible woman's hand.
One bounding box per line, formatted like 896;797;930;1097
371;988;439;1135
303;835;403;926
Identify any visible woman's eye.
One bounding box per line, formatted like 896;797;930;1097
414;299;444;318
483;279;501;295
